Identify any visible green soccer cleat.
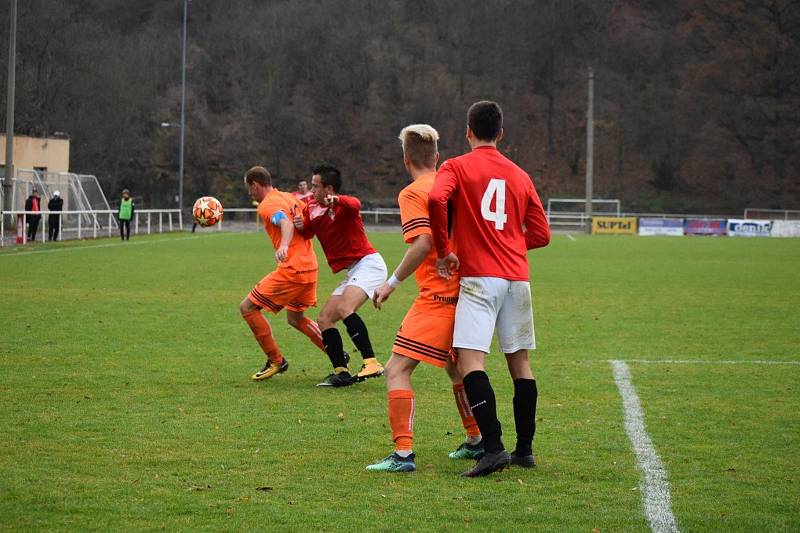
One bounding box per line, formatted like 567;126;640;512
366;452;416;473
448;441;485;460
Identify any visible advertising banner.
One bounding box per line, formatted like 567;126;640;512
592;216;637;235
638;217;684;236
684;218;727;236
727;219;772;237
770;220;800;238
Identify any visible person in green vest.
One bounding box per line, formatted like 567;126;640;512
118;189;135;241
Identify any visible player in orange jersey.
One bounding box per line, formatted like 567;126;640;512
365;124;482;473
239;166;327;380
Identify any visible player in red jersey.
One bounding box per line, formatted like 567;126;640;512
293;179;313;203
293;164;387;387
429;101;551;477
365;124;482;473
239;166;327;381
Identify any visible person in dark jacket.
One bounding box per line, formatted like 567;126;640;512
48;190;64;241
24;189;42;242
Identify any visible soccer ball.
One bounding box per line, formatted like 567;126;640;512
193;196;224;227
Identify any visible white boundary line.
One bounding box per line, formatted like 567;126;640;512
0;235;204;258
565;233;577;241
611;360;679;533
615;359;800;365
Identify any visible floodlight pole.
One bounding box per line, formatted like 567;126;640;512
3;0;17;212
178;0;188;214
585;66;595;233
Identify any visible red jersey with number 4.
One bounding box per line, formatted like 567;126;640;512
298;195;377;273
428;146;550;281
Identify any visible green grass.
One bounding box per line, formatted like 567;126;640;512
0;232;798;531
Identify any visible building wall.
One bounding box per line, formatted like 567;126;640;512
0;135;70;173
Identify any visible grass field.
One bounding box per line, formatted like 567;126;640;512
1;231;798;531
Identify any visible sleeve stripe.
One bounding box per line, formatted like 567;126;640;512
402;221;431;234
401;217;429;230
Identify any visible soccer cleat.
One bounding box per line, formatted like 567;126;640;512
316;371;354;387
353;357;384;382
461;450;511;477
448;441;485;460
366;452;416;473
251;358;289;381
510;450;537;468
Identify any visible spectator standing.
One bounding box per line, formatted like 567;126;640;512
48;190;64;241
118;189;134;241
25;189;42;242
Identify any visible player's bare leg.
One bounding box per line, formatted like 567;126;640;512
505;349;538;467
367;353;418;472
239;297;288;380
445;357;484;459
286;310;326;353
458;348;510;477
318;285;384;382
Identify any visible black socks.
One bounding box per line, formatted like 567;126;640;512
462;371;504;454
343;313;374;359
513;378;538;456
321;328;348;369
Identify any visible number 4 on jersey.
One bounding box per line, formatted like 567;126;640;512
481;178;507;230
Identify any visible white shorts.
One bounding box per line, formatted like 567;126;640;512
453;276;536;354
332;252;388;299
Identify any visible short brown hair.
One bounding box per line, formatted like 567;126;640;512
243;166;272;186
398;124;439;168
467;100;503;141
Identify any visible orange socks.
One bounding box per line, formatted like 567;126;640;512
242;310;283;364
291;316;326;353
388;389;415;452
453;383;481;438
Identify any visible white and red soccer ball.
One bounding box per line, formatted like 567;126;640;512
193;196;223;227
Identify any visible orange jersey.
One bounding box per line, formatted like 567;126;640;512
398;173;460;313
257;189;318;283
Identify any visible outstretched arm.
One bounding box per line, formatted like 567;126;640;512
292;206;315;239
373;234;432;309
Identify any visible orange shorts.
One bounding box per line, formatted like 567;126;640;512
248;269;317;314
392;300;456;368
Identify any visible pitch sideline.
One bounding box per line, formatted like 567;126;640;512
0;234;224;258
611;359;680;533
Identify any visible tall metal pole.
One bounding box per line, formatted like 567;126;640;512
585;66;595;233
3;0;18;212
178;0;187;213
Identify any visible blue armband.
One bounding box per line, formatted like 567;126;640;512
270;211;287;226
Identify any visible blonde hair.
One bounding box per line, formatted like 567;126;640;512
398;124;439;169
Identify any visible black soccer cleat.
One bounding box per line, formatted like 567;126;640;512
510;450;537;468
316;371;354;387
461;450;511;477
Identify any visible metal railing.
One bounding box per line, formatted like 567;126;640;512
1;209;182;247
744;208;800;221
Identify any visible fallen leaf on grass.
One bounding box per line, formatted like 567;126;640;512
189;485;211;491
256;486;273;492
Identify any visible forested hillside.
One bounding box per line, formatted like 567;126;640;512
1;0;798;212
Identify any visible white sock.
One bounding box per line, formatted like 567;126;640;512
395;449;413;458
466;435;482;446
